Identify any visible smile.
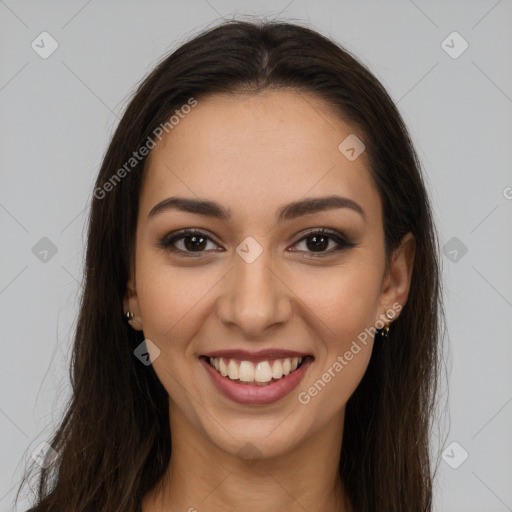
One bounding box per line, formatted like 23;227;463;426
207;356;305;385
199;355;314;405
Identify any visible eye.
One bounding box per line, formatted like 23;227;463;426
290;228;356;256
158;229;222;256
158;227;356;257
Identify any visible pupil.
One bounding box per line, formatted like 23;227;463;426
185;235;207;251
307;235;328;251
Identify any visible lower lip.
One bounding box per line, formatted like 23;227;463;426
200;356;313;405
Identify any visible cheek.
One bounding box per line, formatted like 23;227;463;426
292;259;382;339
290;261;381;404
134;262;221;398
134;257;221;348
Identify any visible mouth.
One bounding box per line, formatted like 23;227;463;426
199;354;314;386
199;354;314;405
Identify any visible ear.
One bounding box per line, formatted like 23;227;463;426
123;277;144;331
376;232;416;323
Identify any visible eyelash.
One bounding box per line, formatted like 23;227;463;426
158;228;356;258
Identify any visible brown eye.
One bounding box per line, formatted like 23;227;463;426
304;233;330;252
159;230;220;255
291;228;356;256
182;234;208;251
159;228;356;258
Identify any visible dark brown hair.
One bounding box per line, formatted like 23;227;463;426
17;19;445;512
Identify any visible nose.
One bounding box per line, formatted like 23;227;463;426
216;245;293;337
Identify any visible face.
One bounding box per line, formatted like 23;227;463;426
124;89;414;461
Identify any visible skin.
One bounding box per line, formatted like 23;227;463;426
123;89;415;512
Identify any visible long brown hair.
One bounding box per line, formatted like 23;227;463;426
17;19;445;512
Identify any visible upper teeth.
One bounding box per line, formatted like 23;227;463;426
209;356;303;383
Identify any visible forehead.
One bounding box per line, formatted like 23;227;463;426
140;90;380;226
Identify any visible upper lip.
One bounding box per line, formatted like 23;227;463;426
201;349;313;362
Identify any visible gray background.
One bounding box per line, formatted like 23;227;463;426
1;1;511;511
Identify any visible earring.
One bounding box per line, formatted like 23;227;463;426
125;311;143;329
379;311;392;339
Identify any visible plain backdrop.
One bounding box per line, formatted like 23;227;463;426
1;1;511;511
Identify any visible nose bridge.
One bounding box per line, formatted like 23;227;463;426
218;241;292;335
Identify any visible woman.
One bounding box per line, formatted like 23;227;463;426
18;19;444;512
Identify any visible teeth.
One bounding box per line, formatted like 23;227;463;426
219;358;229;377
272;359;283;379
208;356;303;384
227;359;238;380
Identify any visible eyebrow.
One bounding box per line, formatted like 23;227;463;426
148;195;366;223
